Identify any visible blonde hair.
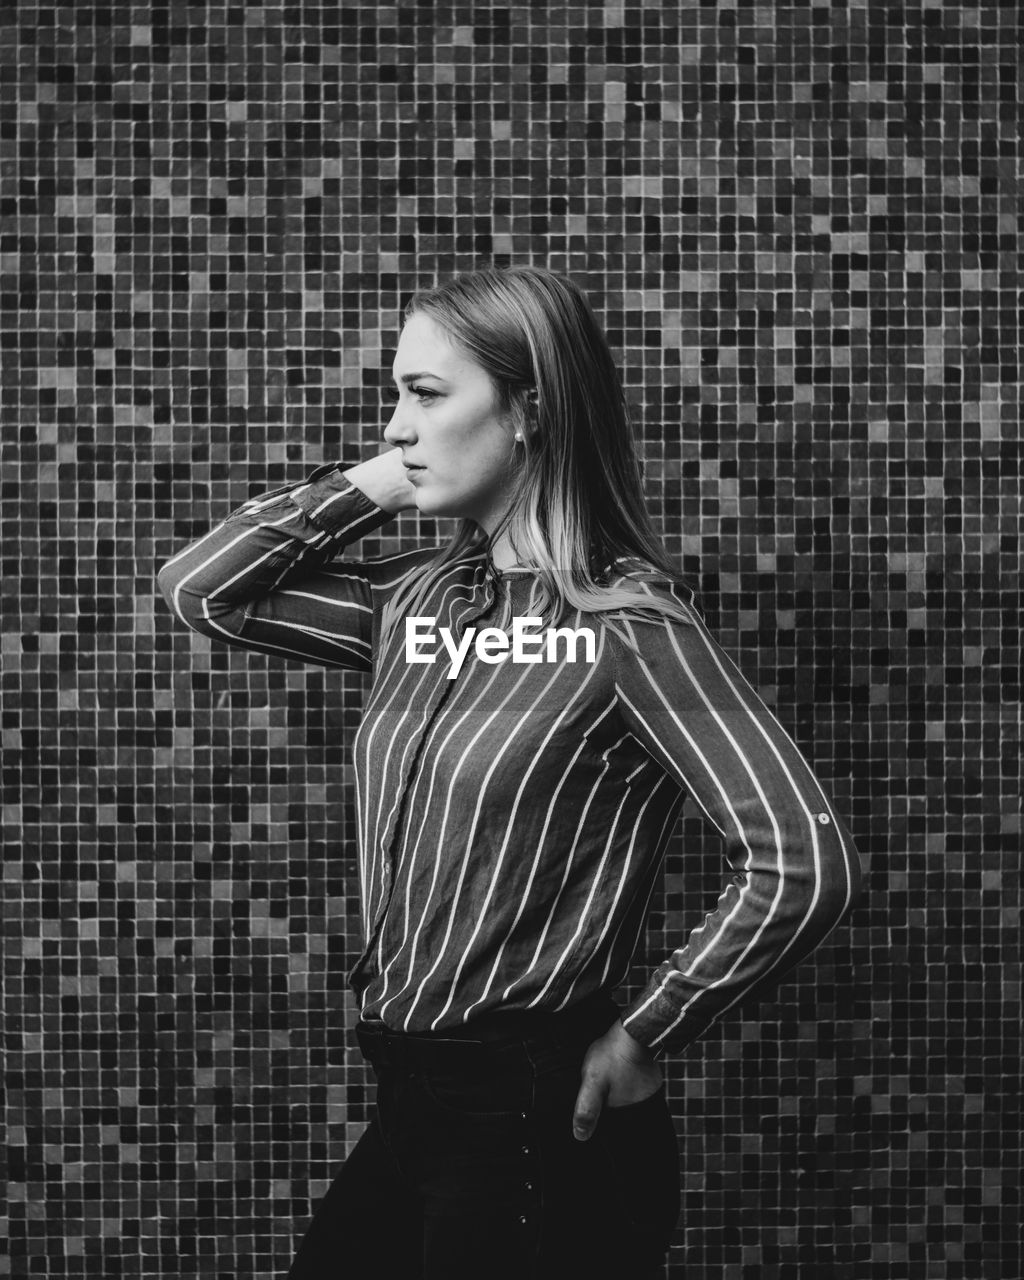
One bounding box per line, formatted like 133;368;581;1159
379;265;699;657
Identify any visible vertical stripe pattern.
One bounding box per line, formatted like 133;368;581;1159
157;462;863;1053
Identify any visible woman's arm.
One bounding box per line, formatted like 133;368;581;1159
156;449;417;671
608;580;865;1057
339;449;420;515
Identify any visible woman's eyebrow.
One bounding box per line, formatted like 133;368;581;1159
389;371;448;385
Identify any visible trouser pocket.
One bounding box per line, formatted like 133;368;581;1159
596;1085;680;1258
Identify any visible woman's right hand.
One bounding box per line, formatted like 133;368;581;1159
341;448;420;515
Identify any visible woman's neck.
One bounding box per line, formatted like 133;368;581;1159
485;526;531;572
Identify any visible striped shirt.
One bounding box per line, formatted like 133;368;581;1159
157;461;862;1054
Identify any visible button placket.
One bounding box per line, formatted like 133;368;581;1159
355;585;499;976
351;565;503;1007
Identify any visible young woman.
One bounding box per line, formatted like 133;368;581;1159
158;266;862;1279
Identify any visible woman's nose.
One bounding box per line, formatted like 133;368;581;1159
383;400;415;447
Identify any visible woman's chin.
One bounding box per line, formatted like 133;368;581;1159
413;492;458;520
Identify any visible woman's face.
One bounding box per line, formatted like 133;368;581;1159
383;312;520;533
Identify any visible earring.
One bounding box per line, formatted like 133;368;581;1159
514;432;524;442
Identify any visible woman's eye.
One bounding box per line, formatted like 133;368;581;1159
383;385;438;402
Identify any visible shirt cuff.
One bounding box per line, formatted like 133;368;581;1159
619;981;704;1058
286;462;396;540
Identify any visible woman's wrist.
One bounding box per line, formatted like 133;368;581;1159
342;450;417;515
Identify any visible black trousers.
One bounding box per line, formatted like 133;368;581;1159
287;999;680;1280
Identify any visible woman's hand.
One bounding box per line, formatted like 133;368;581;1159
342;448;420;515
572;1019;663;1142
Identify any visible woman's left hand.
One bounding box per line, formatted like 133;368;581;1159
572;1019;663;1142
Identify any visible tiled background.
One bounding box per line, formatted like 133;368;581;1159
2;2;1021;1277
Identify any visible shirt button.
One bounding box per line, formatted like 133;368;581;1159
816;812;831;825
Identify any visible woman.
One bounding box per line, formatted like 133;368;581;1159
158;265;862;1279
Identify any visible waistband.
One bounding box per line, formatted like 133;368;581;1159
355;992;620;1073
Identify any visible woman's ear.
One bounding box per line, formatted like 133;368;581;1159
521;387;539;439
506;386;537;445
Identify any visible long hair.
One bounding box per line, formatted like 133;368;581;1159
378;265;699;657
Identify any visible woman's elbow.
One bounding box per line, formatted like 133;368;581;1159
156;559;178;605
156;561;218;636
813;828;864;930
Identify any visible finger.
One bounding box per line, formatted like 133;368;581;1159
572;1077;604;1142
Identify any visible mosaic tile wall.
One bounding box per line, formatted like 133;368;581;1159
3;2;1021;1277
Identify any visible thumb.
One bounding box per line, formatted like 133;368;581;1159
572;1073;606;1143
